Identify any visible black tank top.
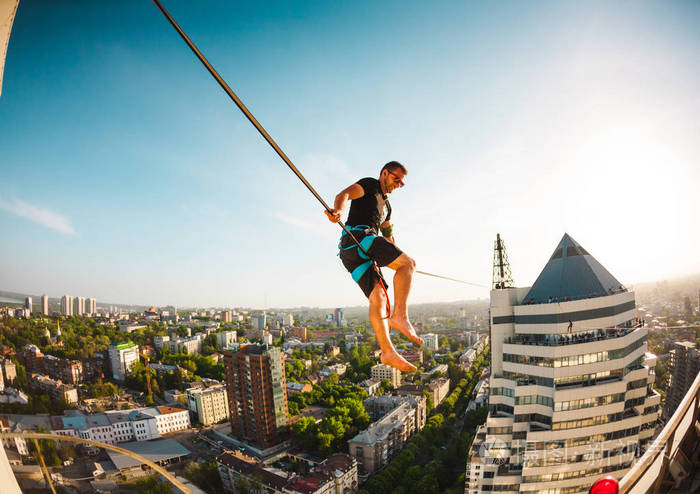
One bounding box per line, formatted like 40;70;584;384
346;177;392;233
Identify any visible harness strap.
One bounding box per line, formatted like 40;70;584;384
339;228;391;318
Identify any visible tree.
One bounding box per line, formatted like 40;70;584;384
316;432;334;455
183;461;222;493
135;476;173;494
291;416;318;451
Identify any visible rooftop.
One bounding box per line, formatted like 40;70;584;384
523;233;624;304
348;402;414;446
216;451;288;490
105;438;190;470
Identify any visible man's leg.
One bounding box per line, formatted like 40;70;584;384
386;253;424;346
368;280;416;372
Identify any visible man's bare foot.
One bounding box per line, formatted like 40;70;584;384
381;351;416;372
388;316;424;346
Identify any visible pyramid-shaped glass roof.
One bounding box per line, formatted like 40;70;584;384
522;234;623;304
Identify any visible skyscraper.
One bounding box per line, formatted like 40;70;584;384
24;296;32;311
465;234;660;494
86;297;96;315
73;296;86;316
60;295;73;316
223;344;288;449
41;294;49;315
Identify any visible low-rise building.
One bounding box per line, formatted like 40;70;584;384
141;406;191;435
320;363;346;378
0;387;29;405
397;349;423;365
104;409;159;442
359;378;381;396
166;334;203;355
420;363;448;381
153;335;170;350
117;321;146;333
396;378;449;407
44;355;83;385
30;374;78;404
217;450;358;494
286;381;313;395
459;348;477;369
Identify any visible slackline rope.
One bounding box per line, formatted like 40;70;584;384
152;0;488;292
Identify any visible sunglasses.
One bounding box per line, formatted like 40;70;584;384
388;171;405;187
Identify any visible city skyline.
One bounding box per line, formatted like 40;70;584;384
1;1;699;308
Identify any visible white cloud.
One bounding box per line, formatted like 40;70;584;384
0;196;75;234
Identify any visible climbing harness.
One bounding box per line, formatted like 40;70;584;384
338;225;391;316
152;0;488;296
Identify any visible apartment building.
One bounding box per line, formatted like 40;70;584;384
223;344;289;449
370;363;402;388
60;295;73;316
348;397;424;476
216;330;237;350
73;296;86;316
288;327;308;342
663;341;700;420
187;383;230;426
465;234;660;494
108;342;139;381
423;333;439;351
166;334;203;355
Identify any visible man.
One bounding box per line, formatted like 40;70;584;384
325;161;422;372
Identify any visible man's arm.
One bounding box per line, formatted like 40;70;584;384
325;183;364;223
380;220;395;243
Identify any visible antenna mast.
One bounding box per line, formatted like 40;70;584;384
492;233;514;289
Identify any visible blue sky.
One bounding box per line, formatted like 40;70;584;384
1;1;699;308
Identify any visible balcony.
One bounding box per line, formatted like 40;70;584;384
505;325;642;347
